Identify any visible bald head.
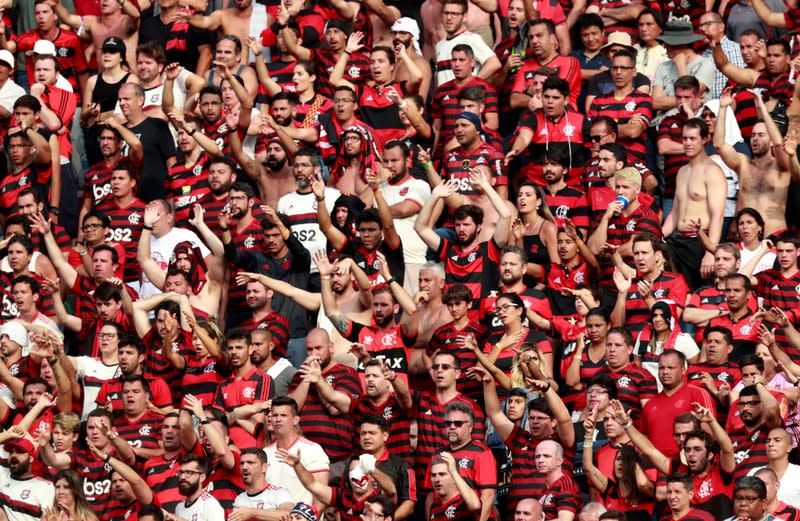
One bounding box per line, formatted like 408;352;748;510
305;327;333;367
515;498;543;521
766;427;792;462
535;440;564;475
755;467;779;503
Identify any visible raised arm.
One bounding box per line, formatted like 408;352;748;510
136;205;167;290
750;0;786;28
235;272;321;311
247;37;283;96
415;181;456;252
754;88;791;169
277;449;333;505
713;41;758;87
329;32;363;90
474;365;515;440
317;251;354;336
582;416;609;492
29;213;77;288
299;358;352;412
312;175;347;249
609;400;670;473
90;442;154;505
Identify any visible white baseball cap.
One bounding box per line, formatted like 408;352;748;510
33;40;57;56
0;50;14;69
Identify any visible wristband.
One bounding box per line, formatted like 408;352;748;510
794;378;800;387
422;161;433;170
385;277;395;286
104;454;111;463
320;275;331;280
622;421;632;429
143;225;153;231
220;226;229;232
200;418;211;425
50;207;60;215
344;50;352;55
315;195;325;202
543;378;551;392
187;128;197;136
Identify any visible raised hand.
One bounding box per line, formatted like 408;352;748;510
314;249;335;277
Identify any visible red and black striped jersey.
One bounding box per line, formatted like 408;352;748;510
588;0;639;39
102;498;139;521
266;59;298;93
201;118;231;156
167;153;212;224
429;493;476;521
289;363;361;462
515;108;585;186
182;357;224;407
588;91;653;161
0;163;51;216
729;424;771;479
687;361;741;390
142;328;194;401
143;452;182;513
293;95;333;128
729;86;759;141
428;321;489;404
83;160;117;210
114;410;165;458
239;312;290;358
663;458;733;518
484;328;551;381
329;487;378;521
96;198;146;283
657;112;689;198
598;363;658;422
0;271;55;321
435;238;502;319
202;449;245;515
773;502;800;521
502;425;559;514
197;195;230;236
30;226;72;256
545;186;591;229
686;284;727;341
40;86;76;159
709;312;761;363
423;440;496;491
96;375;172;412
412;390;485;494
559;340;608;410
350;393;414;462
512;55;582;108
227;219;270;311
74;447;115;517
480;286;552;335
593;206;662;288
345;322;416;379
755;70;794;106
625;272;689;337
540;474;580;520
443;141;507;197
431;76;499;147
755;269;800;362
583;156;656;194
14;29;87;93
214;366;271;411
357;82;407;148
310;48;370;98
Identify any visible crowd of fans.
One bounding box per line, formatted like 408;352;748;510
1;0;800;520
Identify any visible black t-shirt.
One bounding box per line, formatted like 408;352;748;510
125;118;176;202
138;15;214;73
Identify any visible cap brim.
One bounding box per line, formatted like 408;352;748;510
657;35;705;45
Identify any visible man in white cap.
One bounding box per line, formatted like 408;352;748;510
392;17;432;99
0;0;86;93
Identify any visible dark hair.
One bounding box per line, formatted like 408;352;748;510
666;472;693;492
599;142;627;163
453;204;484;225
674;412;701;430
371;45;395;65
577;12;604;32
659;349;687;366
333;85;357;102
271;91;300;105
527;397;553;417
541;147;570;168
240;447;269;463
458;85;486;104
111;161;138;181
703;325;733;345
165;268;191;285
451;43;475;59
674;75;700;94
683;429;720;455
83;209;111;228
23;376;52;394
218;34;243;54
12;275;40;295
119;335;146;355
766;37;791;55
13;95;41;113
199;85;223;101
431;349;460;370
683;118;709;139
92;244;119;265
740;28;765;41
225;328;251;348
383;140;410;159
178;453;208;474
443;283;473;304
271;395;299;416
542;77;570;98
230;181;255;199
734;476;768;499
591;116;619;135
295;148;321;167
7;235;34;255
154;299;180;319
441;0;468;12
774;230;800;249
208;155;237;173
736;208;765;240
599;512;628;521
136;42;167;65
359;413;390;432
611;48;637;64
585;373;618;399
725;273;752;292
586;307;611;323
94;282;122;302
740;354;765;373
122;373;150;394
365;496;395;519
138;504;165;521
637;7;664;28
530;18;556;35
4;215;31;235
607;326;633;346
501;244;528;264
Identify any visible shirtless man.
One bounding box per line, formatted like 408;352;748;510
196;37;258;100
326;0;401;47
177;0;269;66
51;0;140;68
236;263;372;366
662;118;727;291
421;0;500;57
414;262;452;352
229;131;296;209
715;88;800;236
392;18;433;101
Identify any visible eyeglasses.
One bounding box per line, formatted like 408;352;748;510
496;303;519;312
363;512;387;520
430;363;455;371
99;333;117;339
445;420;468;427
733;495;761;503
442;10;464;17
178;470;203;476
590;133;609;142
739;400;761;408
611;66;635;71
83;223;103;230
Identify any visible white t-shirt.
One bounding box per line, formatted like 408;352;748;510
739;244;776;277
139;227;211;298
434;31;497;86
264;436;329;504
277;188;341;274
234;483;294;510
75;357;120;420
380;177;431;264
175;492;225;521
0;476;54;521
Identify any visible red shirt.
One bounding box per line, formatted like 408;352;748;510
640;383;716;458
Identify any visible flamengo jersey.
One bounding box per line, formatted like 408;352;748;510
83;160;117;210
277;188;341;274
233;484;293;511
175;492;225;521
96;198;147;283
0;476;54;521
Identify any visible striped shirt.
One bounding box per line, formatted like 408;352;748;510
588;91;653;162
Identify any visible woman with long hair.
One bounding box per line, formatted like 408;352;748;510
563;308;611;410
583;422;655;521
634;301;700;381
514;182;560;282
292;60;333;128
44;469;98;521
737;207;776;275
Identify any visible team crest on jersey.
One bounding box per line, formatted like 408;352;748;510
244;236;256;248
139;425;152;436
574;271;585;284
218;123;229;134
58;47;68;57
325;375;336;385
461;159;470;169
625;102;636;112
458;458;470;469
740;324;752;335
105;463;113;471
171;341;180;353
192;164;203;176
20;489;30;499
400;187;409;196
372;258;381;270
445;506;456;518
191;514;198;521
242;386;255;399
18;175;27;186
653;289;665;298
128;212;141;224
468;252;477;262
617;376;632;388
348;66;361;78
383;406;393;420
555;205;569;219
626;220;636;232
563;124;575;137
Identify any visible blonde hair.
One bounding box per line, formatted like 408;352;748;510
511;342;551;388
53;412;80;434
614;167;642;188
